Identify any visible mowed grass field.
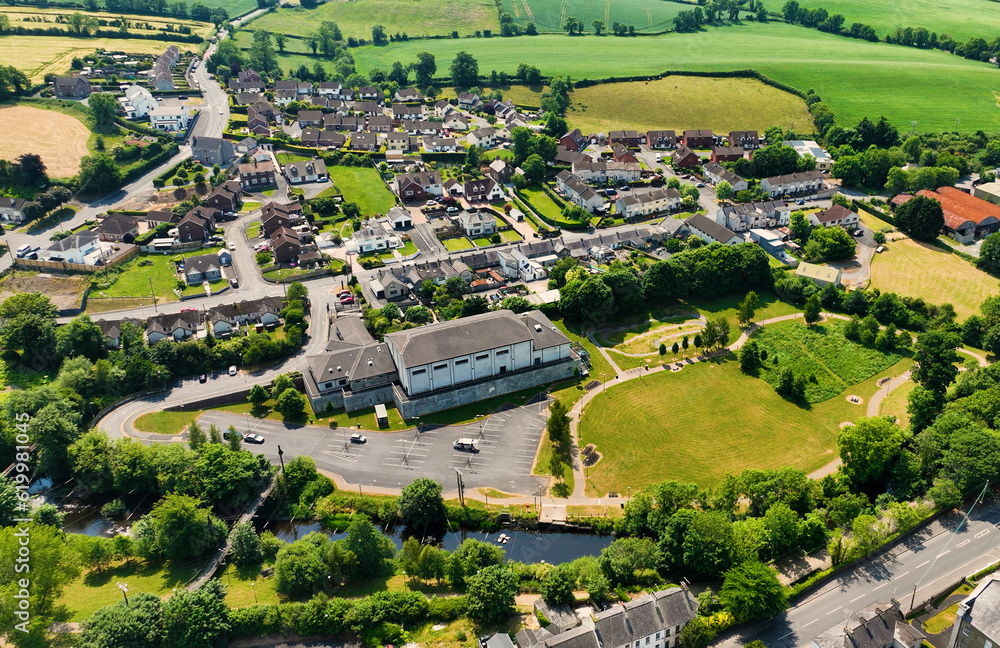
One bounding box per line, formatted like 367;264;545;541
0;35;196;82
0;105;90;177
247;0;498;40
352;22;1000;132
329;166;396;216
869;238;1000;319
500;0;690;33
506;76;813;134
578;355;911;493
0;6;215;38
761;0;1000;42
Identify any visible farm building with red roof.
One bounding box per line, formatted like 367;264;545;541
915;186;1000;244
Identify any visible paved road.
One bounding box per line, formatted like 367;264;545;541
716;496;1000;648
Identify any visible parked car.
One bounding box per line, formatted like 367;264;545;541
340;296;355;304
229;365;238;376
350;433;367;444
446;206;459;214
853;229;865;237
796;199;805;205
696;183;705;188
181;307;197;312
425;199;438;207
199;374;207;383
244;434;265;444
605;188;617;197
222;430;241;440
229;277;239;288
228;241;236;250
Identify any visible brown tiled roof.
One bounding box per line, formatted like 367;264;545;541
916;189;996;231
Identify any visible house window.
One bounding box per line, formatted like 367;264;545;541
656;634;661;640
534;357;541;365
646;639;650;645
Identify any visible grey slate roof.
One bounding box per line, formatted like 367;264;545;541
812;602;924;648
309;342;396;383
685;213;739;243
542;625;600;648
959;578;1000;644
184;253;220;276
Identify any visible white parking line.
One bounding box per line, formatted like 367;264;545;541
977;529;991;538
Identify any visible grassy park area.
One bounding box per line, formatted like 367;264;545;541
578;354;912;494
870;238;1000;319
352;22;1000;131
330;166;396;217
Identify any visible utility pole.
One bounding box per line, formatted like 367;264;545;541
454;468;465;506
909;583;917;613
276;444;285;473
149;276;157;311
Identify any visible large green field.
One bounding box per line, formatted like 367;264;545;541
578;352;911;494
500;0;690;33
352;22;1000;132
761;0;1000;42
246;0;499;40
331;166;396;216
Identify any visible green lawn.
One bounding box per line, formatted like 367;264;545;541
501;229;522;242
500;0;689;32
275;152;311;165
472;236;496;247
441;236;473;251
313;186;342;199
241;200;262;212
398;240;418;255
752;320;902;403
579;355;911;494
90;253;183;303
519;187;589;228
331;166;396;217
244;0;498;41
879;380;916;428
247;221;262;238
134;409;198;434
870;237;1000;319
351;22;1000;132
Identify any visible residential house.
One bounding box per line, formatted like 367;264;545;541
235;137;259;155
387;206;413;230
207;296;284;335
556;171;604;213
443;178;463;197
370;269;410;302
467;127;497;148
810;204;860;229
274;89;297;107
493;100;517;121
285;159;328;184
555;148;588;166
571;160;641;184
123;84;156;118
144;209;176;228
239;158;277;189
151;65;173;91
54;76;92;98
711;146;745;163
235;92;263;105
271;227;302;263
760;171;825;198
393;171;443;201
559;129;588;152
716;200;791;232
432;99;454;118
703;162;748;192
248;101;280;121
45;232;103;264
358;86;382;102
204;180;243;214
352;219;401;253
392;104;424;121
316;81;342;97
96;214;139;242
647;130;678;149
948;576;1000;648
615;188;682;219
424;136;458;152
298;110;324;128
682;129;715;148
671;146;701;168
812;601;923;648
457;92;481;110
300;129;346;149
386;132;413;152
444;114;469;131
464;178;505;203
611;144;638;164
261;202;304;236
785;139;835;172
149;104;190;132
796;262;842;287
685;213;741;245
182;253;223;285
406;120;442;136
191;136;235;166
608;130;643;147
487;159;515;184
458;210;496;237
729;130;761;149
590;587;699;648
0;197;26;222
177;206;217;242
96;318;141;348
146;311;200;344
350;131;380;151
394;87;423;103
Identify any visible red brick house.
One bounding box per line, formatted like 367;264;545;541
611;144;638;164
239;158;276;189
271;227;302;263
682;130;715;149
729;130;761;149
671;145;701;168
177;206;219;242
608;130;643;147
96;214;139;242
204;180;243;213
711;146;745;163
559;129;587;152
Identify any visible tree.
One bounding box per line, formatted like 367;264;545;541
275;388;306;419
270;373;295;399
344;514;395;575
372;24;387;44
715;180;733;201
803;294;822;324
275;538;328;596
680;617;717;648
762;502;800;558
719;561;788;622
135;494;226;562
227;424;242;451
598;537;661;585
805;226;856;261
912;330;961;394
248;30;280;75
89;92;121;132
230;521;262;565
450;51;479;88
789;210;811;242
187;421;206;450
737;291;760;327
547;398;571;447
592;19;605;34
659;343;667;356
895;194;945;241
562;16;584;34
79;592;164;648
979;232;1000;275
740;339;761;374
466;564;517;623
412;51;436;87
399;478;446;531
161;579;230;648
248;383;268;408
837;417;905;492
78;154;125;195
540;563;576;604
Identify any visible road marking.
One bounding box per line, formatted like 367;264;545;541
957;539;971;548
851;594;866;602
917;561;930;568
873;583;887;590
895;571;909;580
977;529;990;538
803;619;819;627
827;607;843;615
939;550;951;557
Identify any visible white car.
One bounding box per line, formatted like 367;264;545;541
218;109;225;115
228;241;236;250
228;365;238;376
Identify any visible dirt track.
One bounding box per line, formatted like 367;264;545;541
0;272;90;311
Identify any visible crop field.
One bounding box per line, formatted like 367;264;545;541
578;353;912;492
330;166;396;216
500;0;690;33
760;0;1000;42
507;76;813;134
246;0;498;41
751;320;901;403
0;6;215;38
869;238;1000;319
0;35;195;82
353;22;1000;132
0;105;90;177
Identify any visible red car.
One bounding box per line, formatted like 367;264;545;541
340;296;355;304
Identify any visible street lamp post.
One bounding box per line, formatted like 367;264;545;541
117;582;130;606
251;581;258;604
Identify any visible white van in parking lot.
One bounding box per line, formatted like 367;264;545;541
453;438;479;452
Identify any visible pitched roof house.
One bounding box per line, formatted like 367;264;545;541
96;214;139;242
